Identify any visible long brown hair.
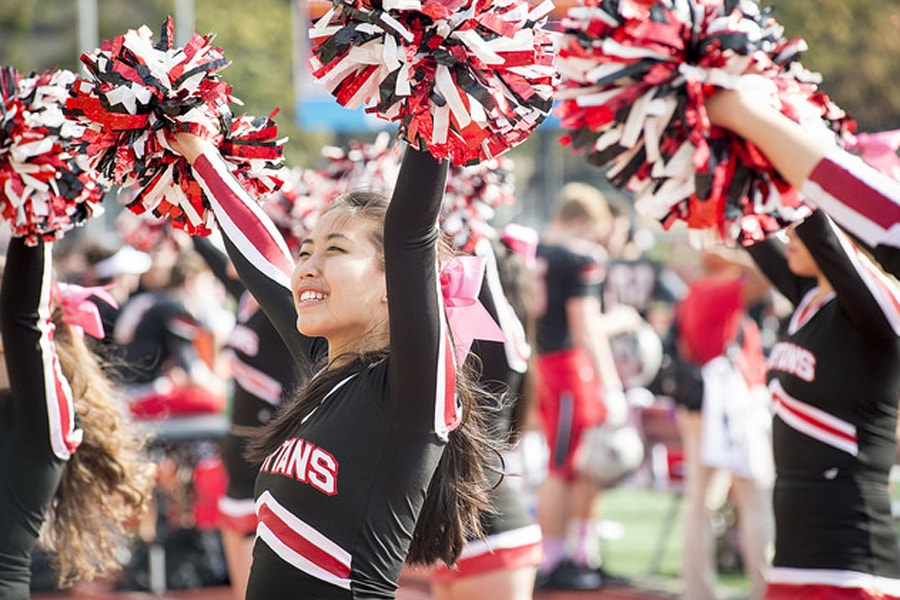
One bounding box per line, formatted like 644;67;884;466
44;307;156;587
246;190;499;566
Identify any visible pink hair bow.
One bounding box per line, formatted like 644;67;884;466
54;282;118;339
845;130;900;181
440;256;506;365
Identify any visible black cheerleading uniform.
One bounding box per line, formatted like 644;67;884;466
431;239;542;581
534;243;604;355
747;210;900;597
600;256;683;318
801;148;900;278
533;242;606;478
193;237;304;532
112;291;211;385
192;145;459;599
0;239;82;599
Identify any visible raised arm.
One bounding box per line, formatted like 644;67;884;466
382;146;455;438
174;134;320;367
707;88;900;277
1;238;80;459
193;236;245;301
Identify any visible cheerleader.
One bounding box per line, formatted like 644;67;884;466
704;87;900;599
0;237;154;597
170;132;499;599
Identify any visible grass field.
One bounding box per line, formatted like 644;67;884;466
594;484;752;599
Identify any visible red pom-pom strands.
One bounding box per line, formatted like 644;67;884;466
0;67;106;245
554;0;853;243
442;155;516;253
220;110;287;203
65;17;286;237
309;0;558;166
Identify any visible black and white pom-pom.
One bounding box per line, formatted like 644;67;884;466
65;17;285;236
0;67;106;244
555;0;854;242
309;0;558;166
442;154;516;253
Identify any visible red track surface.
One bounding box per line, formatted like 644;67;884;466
33;570;677;600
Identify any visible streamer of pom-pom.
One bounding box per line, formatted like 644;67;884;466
65;17;286;236
554;0;854;243
441;154;516;253
0;66;106;244
309;0;558;166
321;130;402;194
263;132;403;253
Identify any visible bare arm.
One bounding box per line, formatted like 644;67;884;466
705;88;834;188
707;88;900;276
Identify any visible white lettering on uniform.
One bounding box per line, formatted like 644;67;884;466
260;437;338;496
767;342;816;382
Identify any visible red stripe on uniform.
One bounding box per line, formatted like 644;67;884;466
50;352;78;454
219;511;259;535
40;249;80;458
431;541;543;583
257;502;351;579
766;582;900;600
811;158;900;230
194;153;295;278
442;332;460;431
773;391;857;444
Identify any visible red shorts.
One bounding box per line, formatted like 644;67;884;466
430;525;543;583
536;349;606;481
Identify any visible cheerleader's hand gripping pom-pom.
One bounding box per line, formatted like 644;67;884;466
65;16;286;236
0;66;106;244
309;0;559;166
554;0;854;243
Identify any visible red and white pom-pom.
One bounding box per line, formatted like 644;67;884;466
65;17;285;236
0;67;106;244
322;131;402;195
309;0;558;166
262;166;333;255
441;154;516;253
555;0;854;243
113;200;178;252
221;111;288;197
